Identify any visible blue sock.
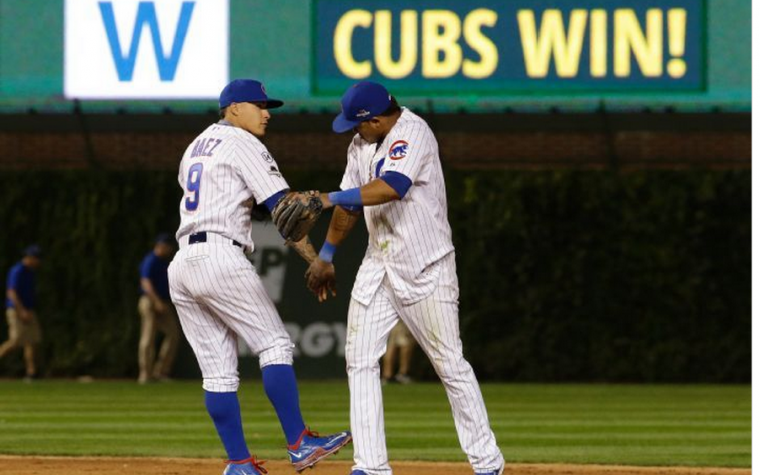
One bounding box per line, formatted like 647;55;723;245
261;364;306;446
204;391;251;462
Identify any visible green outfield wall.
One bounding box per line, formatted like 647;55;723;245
0;0;751;112
0;169;749;382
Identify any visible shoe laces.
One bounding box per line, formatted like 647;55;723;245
288;426;321;450
226;456;268;474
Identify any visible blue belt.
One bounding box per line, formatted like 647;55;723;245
188;232;243;248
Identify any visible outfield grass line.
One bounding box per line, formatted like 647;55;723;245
0;420;749;436
0;382;748;467
0;417;748;432
0;408;748;417
0;428;748;441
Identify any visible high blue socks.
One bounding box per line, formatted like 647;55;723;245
204;391;251;462
262;364;307;446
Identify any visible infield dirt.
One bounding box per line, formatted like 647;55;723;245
0;456;750;475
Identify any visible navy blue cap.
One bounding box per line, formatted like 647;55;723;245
23;244;42;258
155;233;173;245
219;79;284;109
333;81;392;133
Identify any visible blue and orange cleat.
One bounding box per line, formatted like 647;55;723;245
223;456;268;475
288;428;352;472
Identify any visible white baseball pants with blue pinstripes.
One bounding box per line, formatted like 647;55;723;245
168;242;294;393
346;254;504;474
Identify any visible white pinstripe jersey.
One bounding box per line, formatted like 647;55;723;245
176;122;288;251
340;108;454;305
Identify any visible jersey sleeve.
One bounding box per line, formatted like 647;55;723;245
380;123;433;183
139;255;152;280
339;143;362;191
232;135;290;203
6;265;21;290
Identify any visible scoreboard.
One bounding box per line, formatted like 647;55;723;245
0;0;750;112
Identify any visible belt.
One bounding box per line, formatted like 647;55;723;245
182;231;243;248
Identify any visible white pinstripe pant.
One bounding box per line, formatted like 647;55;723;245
168;242;294;392
346;255;504;474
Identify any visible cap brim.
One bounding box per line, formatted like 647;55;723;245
332;113;361;133
264;99;284;109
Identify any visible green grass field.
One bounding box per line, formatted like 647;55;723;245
0;381;749;467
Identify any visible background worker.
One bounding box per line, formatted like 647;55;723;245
0;244;43;381
381;321;415;385
138;233;180;384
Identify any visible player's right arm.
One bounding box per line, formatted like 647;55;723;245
140;278;167;313
6;289;29;321
318;125;430;210
305;145;364;302
305;206;361;302
325;205;362;248
6;266;30;320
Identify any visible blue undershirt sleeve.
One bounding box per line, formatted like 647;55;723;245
7;267;20;289
328;188;363;207
380;171;413;199
263;189;288;212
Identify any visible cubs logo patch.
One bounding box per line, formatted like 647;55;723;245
388;140;409;160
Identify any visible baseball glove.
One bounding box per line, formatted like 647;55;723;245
272;191;324;241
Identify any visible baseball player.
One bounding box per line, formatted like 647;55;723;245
0;245;43;381
137;233;180;384
167;79;351;475
306;81;505;475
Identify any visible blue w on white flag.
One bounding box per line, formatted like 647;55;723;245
64;0;228;99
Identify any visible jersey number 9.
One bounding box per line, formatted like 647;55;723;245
185;163;203;211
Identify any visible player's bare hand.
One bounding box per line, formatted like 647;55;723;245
319;193;334;210
305;259;337;303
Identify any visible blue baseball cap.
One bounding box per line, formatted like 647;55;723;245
23;244;42;258
333;81;392;133
155;233;173;245
219;79;284;109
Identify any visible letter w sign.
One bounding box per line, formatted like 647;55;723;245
65;0;229;99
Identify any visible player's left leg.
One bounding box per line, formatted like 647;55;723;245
168;249;256;473
398;254;504;474
201;245;350;472
345;283;402;475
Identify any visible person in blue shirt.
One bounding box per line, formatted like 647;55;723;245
137;233;180;384
0;245;43;380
